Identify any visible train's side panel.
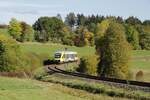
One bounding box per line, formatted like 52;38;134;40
54;51;78;63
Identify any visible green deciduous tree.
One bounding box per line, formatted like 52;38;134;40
95;19;111;53
83;28;94;46
0;34;22;71
8;18;22;40
97;22;131;79
77;55;98;75
61;26;74;46
33;17;64;42
20;22;34;42
125;25;140;50
139;32;150;50
143;20;150;26
125;16;142;25
75;26;94;46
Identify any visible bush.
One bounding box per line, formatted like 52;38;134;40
125;25;140;50
139;32;150;50
0;34;23;71
0;34;47;76
33;67;48;80
64;63;79;72
136;71;144;81
62;37;74;46
77;55;98;75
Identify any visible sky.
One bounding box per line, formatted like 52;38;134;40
0;0;150;25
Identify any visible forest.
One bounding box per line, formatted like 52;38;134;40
0;13;149;50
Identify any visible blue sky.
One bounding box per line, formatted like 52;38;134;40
0;0;149;24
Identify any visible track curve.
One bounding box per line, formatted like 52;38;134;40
46;65;150;92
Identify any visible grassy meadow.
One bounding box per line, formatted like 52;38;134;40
0;28;10;37
20;42;95;57
0;76;129;100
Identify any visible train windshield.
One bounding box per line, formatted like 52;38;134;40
55;53;61;58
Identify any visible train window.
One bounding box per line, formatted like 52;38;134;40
64;54;69;59
72;54;74;58
55;53;61;58
68;54;71;58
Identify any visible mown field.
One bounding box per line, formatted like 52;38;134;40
20;42;95;57
0;76;129;100
20;43;150;82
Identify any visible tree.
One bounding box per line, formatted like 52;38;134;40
125;25;140;50
87;23;97;34
77;14;86;26
83;28;94;46
143;20;150;26
95;19;111;53
65;12;77;30
139;32;150;50
74;26;85;46
97;22;131;79
75;26;94;46
125;16;142;25
143;25;150;34
0;34;21;71
8;18;22;40
96;19;111;37
33;17;64;42
77;55;98;75
61;26;74;45
56;14;62;21
20;22;34;42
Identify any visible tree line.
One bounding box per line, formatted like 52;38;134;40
1;13;150;50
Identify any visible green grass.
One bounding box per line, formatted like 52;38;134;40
132;50;150;57
0;76;127;100
20;42;150;58
131;60;150;69
130;60;150;82
20;42;95;57
41;74;150;100
0;28;10;37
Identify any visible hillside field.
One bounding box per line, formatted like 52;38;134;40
0;76;129;100
20;43;150;82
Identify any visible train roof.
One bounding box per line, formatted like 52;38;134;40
55;50;77;54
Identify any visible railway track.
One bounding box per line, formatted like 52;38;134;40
46;64;150;92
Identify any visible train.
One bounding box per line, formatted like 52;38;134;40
54;50;78;63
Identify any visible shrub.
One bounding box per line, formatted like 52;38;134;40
64;63;79;72
139;32;150;50
0;34;22;71
77;55;98;75
33;67;48;80
0;34;46;76
62;37;74;46
125;25;140;50
136;71;144;81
